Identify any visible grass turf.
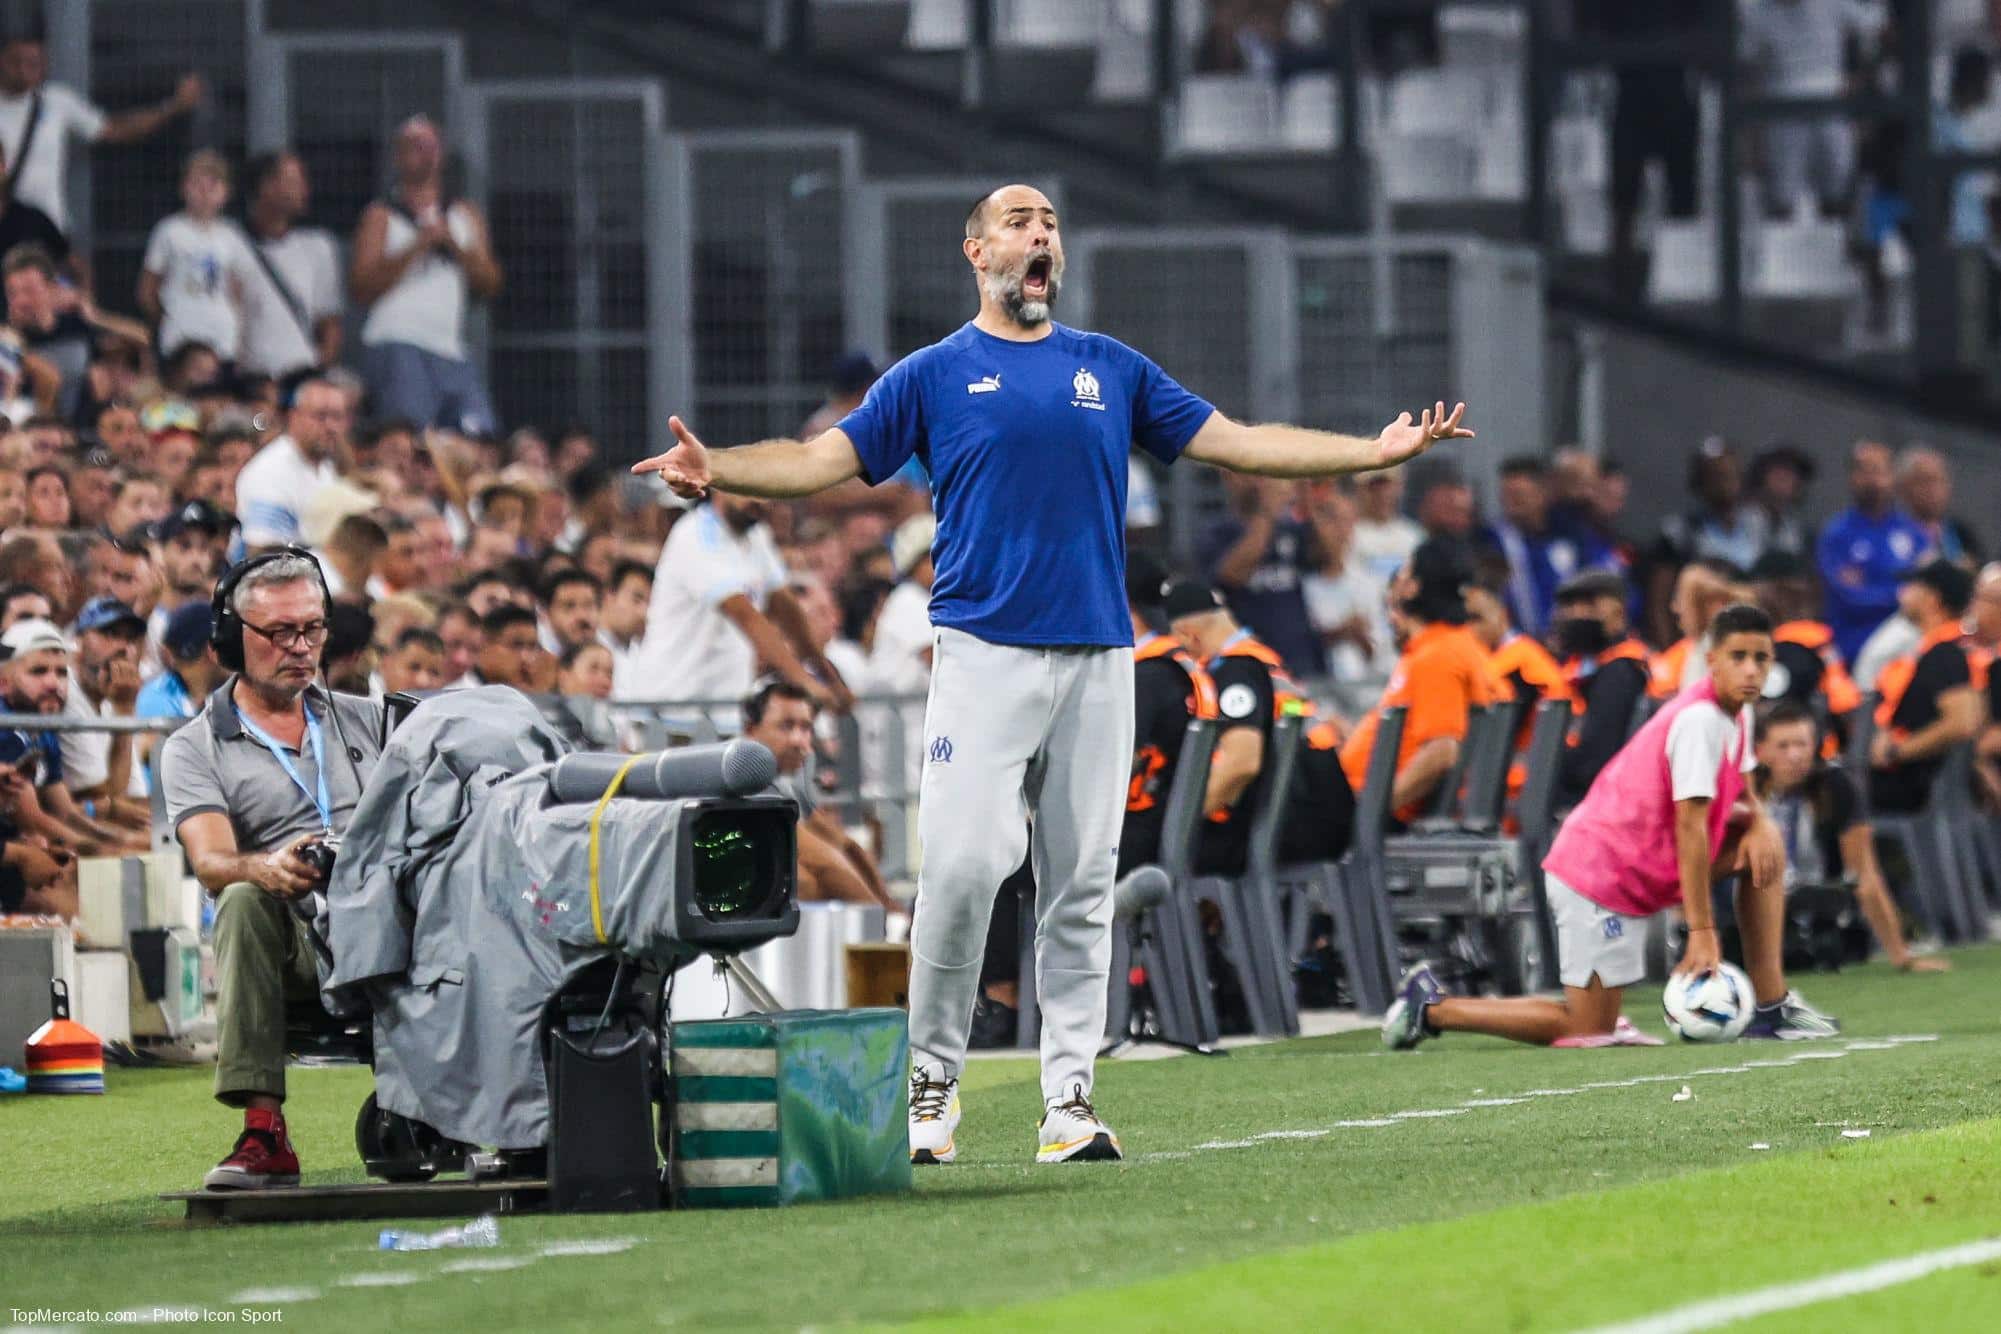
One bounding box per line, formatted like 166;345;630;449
3;947;1998;1332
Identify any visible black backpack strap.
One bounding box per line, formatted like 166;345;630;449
5;92;43;201
240;222;314;343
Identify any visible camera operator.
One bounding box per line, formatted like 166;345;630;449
159;551;384;1190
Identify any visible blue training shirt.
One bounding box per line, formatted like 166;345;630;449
838;321;1214;646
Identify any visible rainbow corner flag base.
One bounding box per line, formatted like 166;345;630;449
26;980;105;1094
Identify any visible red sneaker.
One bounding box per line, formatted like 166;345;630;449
203;1109;300;1190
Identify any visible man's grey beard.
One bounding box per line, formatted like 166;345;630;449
982;261;1062;328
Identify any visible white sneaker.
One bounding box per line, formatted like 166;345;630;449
1036;1084;1123;1164
908;1069;960;1165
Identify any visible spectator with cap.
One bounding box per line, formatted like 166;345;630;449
237;151;343;385
1549;568;1655;808
1867;560;1982;815
1200;473;1324;675
138;151;255;364
0;616;135;855
1818;440;1932;663
61;595;149;824
3;244;147;421
800;352;881;440
1747;443;1815;557
67;445;116;530
233;377;348;550
154;498;234;609
133;601;226;784
350;116;503;435
1896;445;1983;568
0;34;202;236
1340;538;1503;825
1168;577;1354;883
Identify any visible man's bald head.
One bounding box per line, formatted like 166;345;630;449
966;184;1054;240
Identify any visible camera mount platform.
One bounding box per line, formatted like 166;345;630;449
161;1177;549;1226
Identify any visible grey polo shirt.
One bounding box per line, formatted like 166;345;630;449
159;678;386;855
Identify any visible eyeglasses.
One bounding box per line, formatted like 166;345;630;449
240;617;329;651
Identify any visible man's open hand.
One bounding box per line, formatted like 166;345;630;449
631;416;712;499
1376;401;1474;469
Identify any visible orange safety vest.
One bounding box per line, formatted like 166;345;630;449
1128;633;1218;814
1874;621;1972;738
1774;619;1863;716
1648;637;1694;699
1487;632;1575;708
1205;632;1316;822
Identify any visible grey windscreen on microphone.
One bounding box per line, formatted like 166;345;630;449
718;738;777;794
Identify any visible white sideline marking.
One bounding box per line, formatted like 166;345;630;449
439;1256;540;1274
538;1237;641;1257
1138;1035;1941;1164
230;1287;320;1304
1575;1236;2001;1334
337;1272;424;1288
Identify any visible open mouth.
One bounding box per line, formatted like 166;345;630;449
1023;254;1052;297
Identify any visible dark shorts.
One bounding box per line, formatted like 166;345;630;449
0;857;26;913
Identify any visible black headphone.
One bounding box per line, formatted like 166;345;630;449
210;547;335;673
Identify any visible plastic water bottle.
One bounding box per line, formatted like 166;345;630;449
378;1214;501;1252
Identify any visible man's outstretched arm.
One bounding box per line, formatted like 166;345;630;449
631;415;864;499
1182;401;1473;477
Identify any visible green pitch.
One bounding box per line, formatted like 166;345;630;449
7;948;2001;1332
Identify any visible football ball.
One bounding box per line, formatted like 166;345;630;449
1662;963;1755;1043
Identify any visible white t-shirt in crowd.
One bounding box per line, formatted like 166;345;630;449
360;201;477;361
869;579;933;695
237;225;343;378
1351;513;1424;584
235;434;337;548
1665;698;1758;802
0;83;105;230
142;212;255;359
631;505;787;704
1302;562;1392;682
58;670;110;795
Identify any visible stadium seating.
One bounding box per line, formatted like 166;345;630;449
1846;698;1981;944
1103;718;1224;1050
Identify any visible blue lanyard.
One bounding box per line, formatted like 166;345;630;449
1211;629;1252;670
234;700;333;832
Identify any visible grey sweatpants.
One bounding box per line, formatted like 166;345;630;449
907;626;1134;1104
